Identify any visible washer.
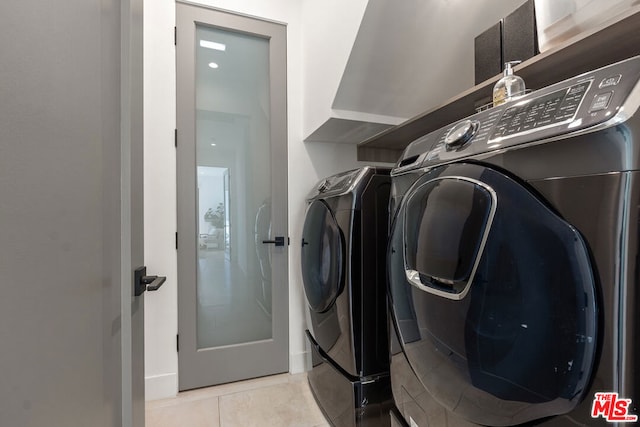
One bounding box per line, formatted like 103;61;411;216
387;56;640;426
301;166;392;427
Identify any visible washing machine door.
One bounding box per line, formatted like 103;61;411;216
301;200;344;313
388;163;598;426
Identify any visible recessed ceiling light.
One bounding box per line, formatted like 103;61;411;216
200;40;226;51
208;62;219;69
211;143;217;146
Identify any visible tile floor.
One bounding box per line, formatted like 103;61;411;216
146;373;329;427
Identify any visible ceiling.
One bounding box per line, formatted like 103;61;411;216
306;0;526;144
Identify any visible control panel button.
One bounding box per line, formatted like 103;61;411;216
589;91;614;112
444;120;479;150
599;74;622;89
317;179;330;193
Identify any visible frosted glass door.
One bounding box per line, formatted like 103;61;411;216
177;2;289;390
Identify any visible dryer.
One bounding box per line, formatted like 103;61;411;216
387;56;640;426
301;166;392;426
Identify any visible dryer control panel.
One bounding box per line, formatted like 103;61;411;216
393;55;640;174
306;166;391;201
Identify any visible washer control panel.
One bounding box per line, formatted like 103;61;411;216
393;55;640;174
489;81;590;141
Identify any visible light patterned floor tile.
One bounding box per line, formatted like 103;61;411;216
146;373;329;427
218;379;326;427
172;373;292;403
146;396;219;427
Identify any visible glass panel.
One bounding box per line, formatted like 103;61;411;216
195;25;272;349
404;179;491;293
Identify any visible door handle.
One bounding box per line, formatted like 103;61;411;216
262;236;285;247
134;266;167;296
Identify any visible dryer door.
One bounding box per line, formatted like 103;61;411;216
301;200;344;313
388;163;598;426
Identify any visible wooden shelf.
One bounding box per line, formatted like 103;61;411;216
357;6;640;163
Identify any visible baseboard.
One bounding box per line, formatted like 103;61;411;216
145;372;178;401
146;355;308;399
289;350;310;374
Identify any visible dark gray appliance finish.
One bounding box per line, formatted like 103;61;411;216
307;331;392;427
387;55;640;426
301;167;392;427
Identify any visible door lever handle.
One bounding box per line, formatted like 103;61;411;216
262;236;285;247
134;266;166;296
143;275;166;291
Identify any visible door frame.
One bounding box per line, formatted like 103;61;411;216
123;0;146;424
176;1;289;391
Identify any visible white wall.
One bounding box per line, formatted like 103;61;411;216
301;0;369;137
143;0;178;400
143;0;377;400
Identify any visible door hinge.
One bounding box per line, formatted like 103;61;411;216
175;232;178;250
174;26;177;45
176;334;179;352
174;128;177;147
